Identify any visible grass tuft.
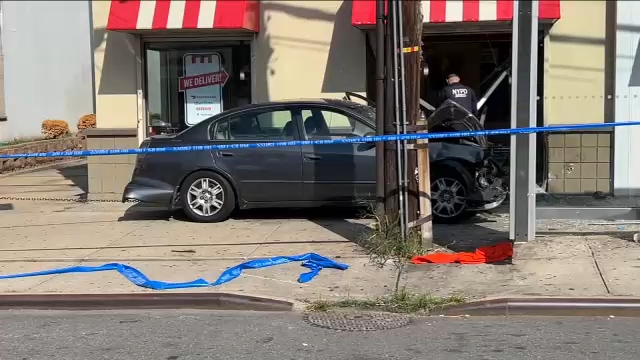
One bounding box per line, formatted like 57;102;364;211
305;291;465;315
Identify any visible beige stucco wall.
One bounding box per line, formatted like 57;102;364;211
253;1;367;102
92;1;140;130
91;0;367;130
545;1;607;125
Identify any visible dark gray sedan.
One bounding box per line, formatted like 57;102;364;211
123;99;506;223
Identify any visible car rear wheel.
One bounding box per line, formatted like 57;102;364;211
181;171;235;223
431;166;474;224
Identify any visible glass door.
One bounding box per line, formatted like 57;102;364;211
143;40;252;136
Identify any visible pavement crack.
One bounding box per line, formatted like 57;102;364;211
586;241;612;295
25;223;150;292
244;222;283;259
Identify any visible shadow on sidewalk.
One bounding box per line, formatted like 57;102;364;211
433;214;510;252
118;204;373;245
238;207;373;243
56;162;88;193
0;203;13;211
117;204;513;252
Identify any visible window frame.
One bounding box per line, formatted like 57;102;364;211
207;105;300;142
295;105;375;141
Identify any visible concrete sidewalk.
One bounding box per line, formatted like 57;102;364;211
1;199;640;302
1;165;640;303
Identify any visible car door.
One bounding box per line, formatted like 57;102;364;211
296;106;376;203
208;106;303;203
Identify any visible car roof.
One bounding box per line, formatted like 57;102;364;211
230;98;361;110
177;98;374;139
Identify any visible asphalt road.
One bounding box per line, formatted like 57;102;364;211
0;310;637;360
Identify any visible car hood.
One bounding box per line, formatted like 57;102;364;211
425;100;487;147
343;93;487;147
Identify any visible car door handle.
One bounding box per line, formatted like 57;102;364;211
304;155;322;160
218;151;235;157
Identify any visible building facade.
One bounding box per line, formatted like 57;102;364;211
0;0;94;142
87;0;638;218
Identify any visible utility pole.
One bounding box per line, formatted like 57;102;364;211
400;1;433;248
401;0;421;223
375;0;385;215
384;0;399;218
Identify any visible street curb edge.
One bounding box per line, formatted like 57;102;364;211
0;293;294;312
432;297;640;317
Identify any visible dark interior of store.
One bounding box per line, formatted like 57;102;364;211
365;30;550;186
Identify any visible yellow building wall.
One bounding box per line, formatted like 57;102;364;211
91;0;367;130
545;1;607;125
92;0;141;130
253;1;367;102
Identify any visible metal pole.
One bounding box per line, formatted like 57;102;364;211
509;0;538;242
375;0;385;215
391;0;406;237
397;0;410;232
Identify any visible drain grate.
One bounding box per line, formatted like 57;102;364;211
303;312;411;331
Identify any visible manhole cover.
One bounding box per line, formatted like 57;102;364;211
303;312;411;331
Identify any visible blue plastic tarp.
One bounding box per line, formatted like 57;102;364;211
0;253;348;290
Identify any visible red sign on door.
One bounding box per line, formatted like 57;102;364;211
179;70;229;91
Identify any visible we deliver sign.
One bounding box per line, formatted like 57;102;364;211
180;53;228;126
179;70;229;91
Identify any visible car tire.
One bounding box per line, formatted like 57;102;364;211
430;165;475;224
180;171;236;223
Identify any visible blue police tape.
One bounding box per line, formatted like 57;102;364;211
0;253;348;290
2;121;640;159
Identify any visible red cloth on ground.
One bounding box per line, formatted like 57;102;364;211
410;242;514;264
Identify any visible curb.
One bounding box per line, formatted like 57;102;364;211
432;297;640;317
0;159;86;179
0;293;294;312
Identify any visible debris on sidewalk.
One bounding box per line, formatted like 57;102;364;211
410;242;513;264
0;253;349;290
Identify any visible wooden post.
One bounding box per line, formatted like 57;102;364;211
384;0;399;218
375;0;386;216
416;119;433;249
401;1;424;227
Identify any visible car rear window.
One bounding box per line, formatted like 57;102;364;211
323;99;375;122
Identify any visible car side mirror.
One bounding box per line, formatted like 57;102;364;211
363;132;376;143
355;132;377;151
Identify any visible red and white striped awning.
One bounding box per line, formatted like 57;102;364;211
106;0;260;32
352;0;561;27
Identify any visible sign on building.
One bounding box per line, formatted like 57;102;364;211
180;53;229;126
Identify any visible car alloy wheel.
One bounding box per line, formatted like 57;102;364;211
431;177;467;219
186;177;225;217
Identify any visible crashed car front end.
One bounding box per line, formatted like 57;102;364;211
425;100;508;212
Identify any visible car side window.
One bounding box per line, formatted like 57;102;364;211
210;109;296;141
301;108;373;140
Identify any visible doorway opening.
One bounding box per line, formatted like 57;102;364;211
422;31;547;186
143;39;252;135
364;25;552;187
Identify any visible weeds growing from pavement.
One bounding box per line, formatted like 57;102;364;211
305;291;465;314
304;206;465;314
356;208;424;294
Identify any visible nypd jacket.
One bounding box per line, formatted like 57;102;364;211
439;83;478;116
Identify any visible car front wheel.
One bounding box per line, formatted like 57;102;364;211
180;171;235;223
431;166;474;224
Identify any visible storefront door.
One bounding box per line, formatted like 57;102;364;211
143;40;252;136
